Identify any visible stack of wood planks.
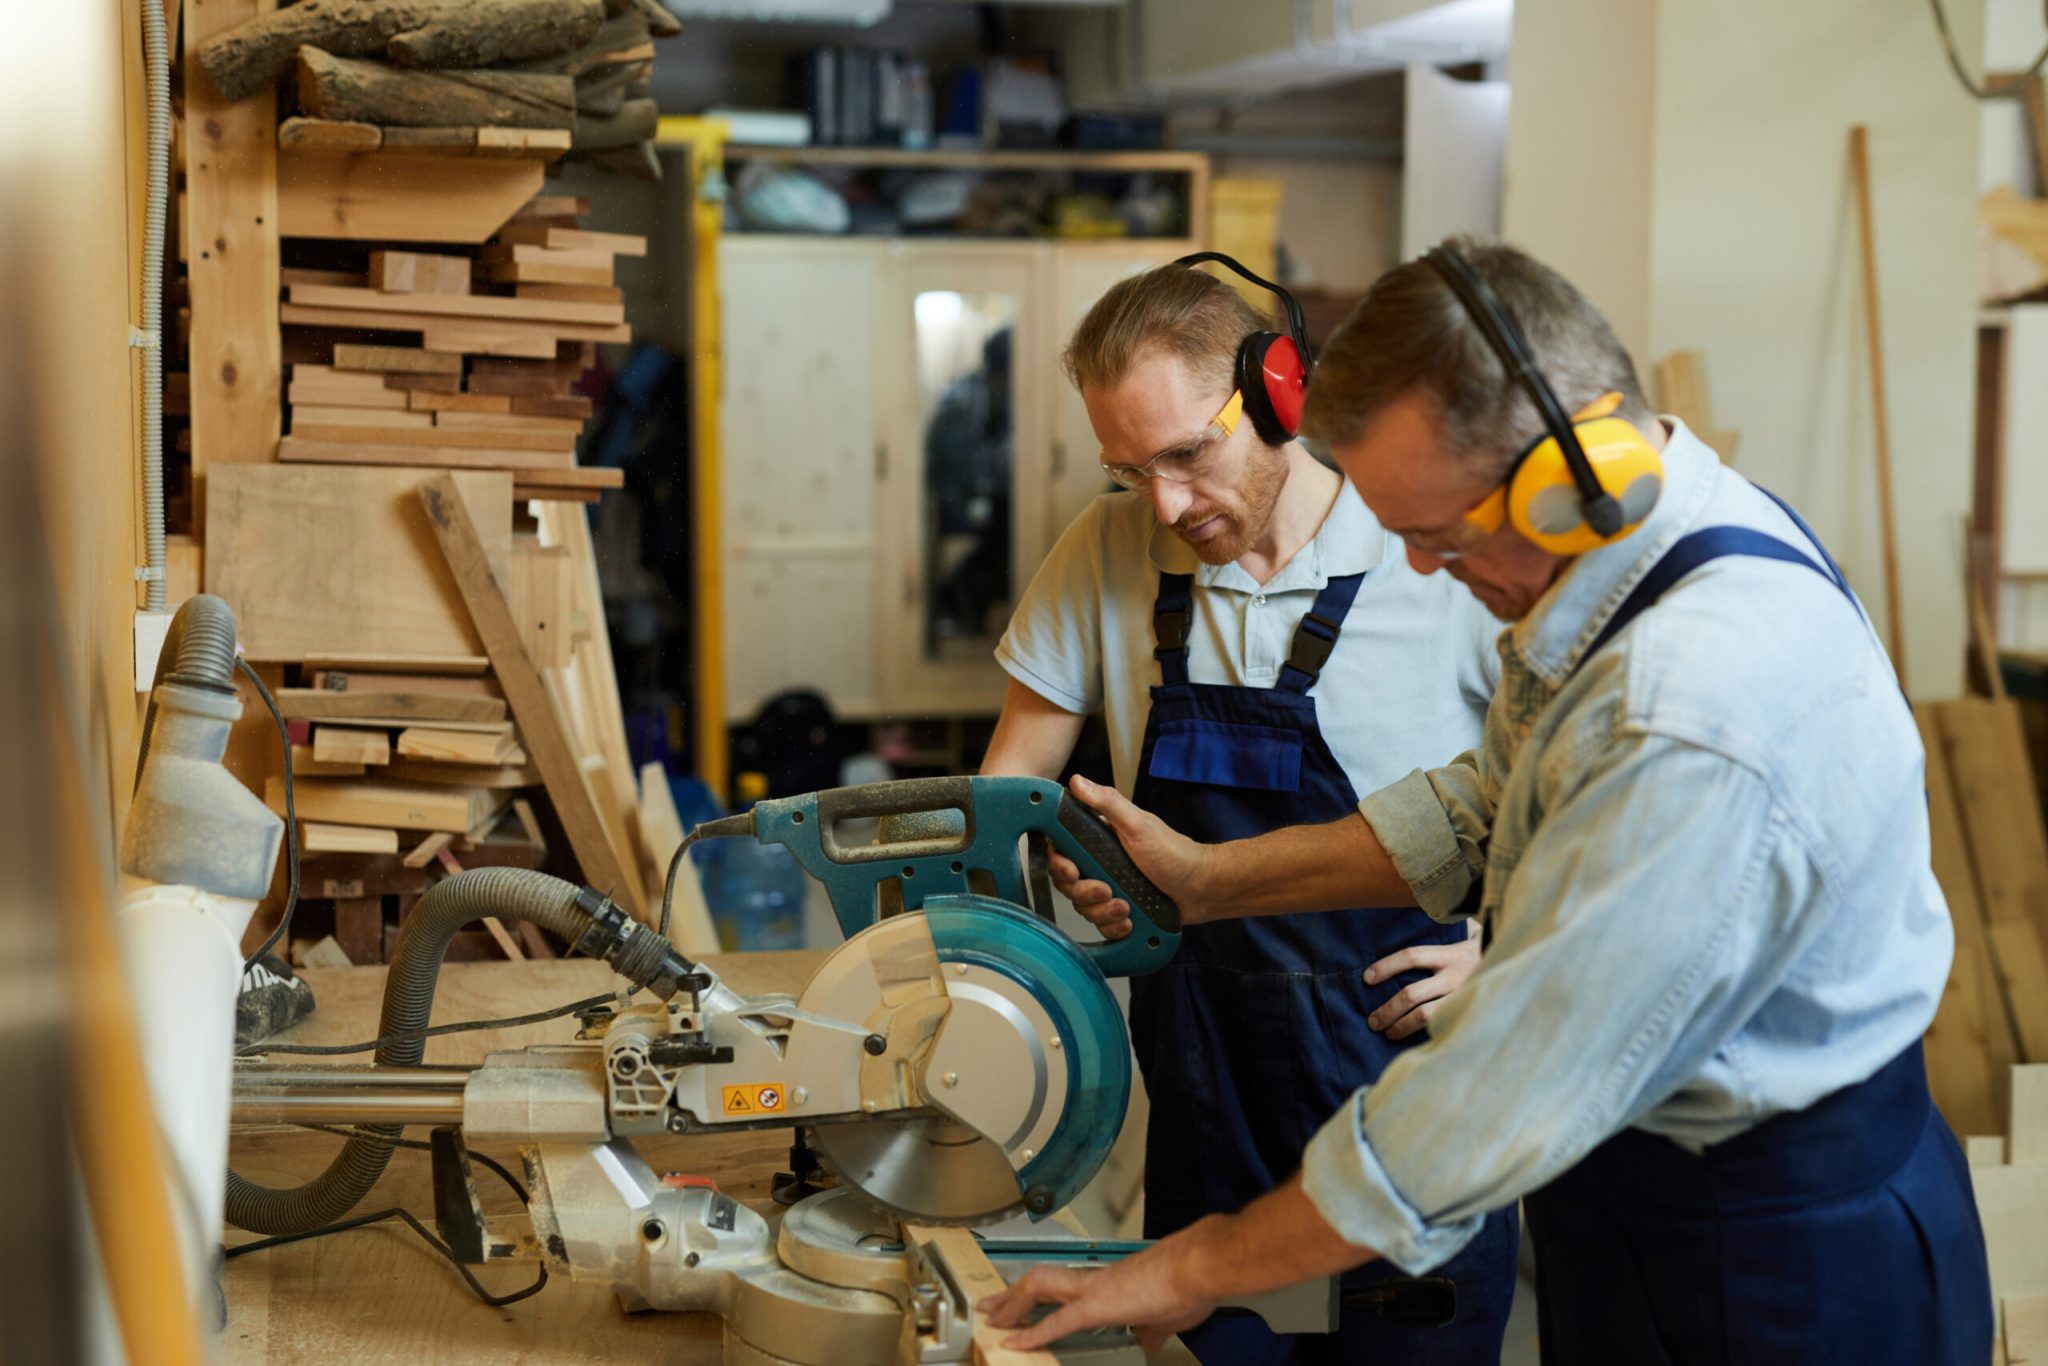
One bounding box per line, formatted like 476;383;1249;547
276;194;638;505
1965;1064;2048;1365
1918;695;2048;1140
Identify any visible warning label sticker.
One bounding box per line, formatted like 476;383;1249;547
721;1084;785;1116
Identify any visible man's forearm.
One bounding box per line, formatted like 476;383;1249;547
1181;1175;1381;1301
1195;811;1414;920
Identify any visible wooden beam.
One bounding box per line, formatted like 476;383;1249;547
1917;704;2017;1135
278;150;542;243
288;281;623;326
419;475;643;914
185;0;283;521
267;775;509;835
301;822;399;855
401;831;454;870
312;726;391;767
278;434;577;472
280;688;506;725
902;1226;1059;1366
396;726;522;764
1848;125;1910;690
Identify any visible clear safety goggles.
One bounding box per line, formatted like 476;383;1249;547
1099;389;1245;491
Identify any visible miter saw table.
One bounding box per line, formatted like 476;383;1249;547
225;778;1336;1363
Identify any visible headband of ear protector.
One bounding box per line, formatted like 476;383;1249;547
1173;251;1313;446
1422;245;1663;556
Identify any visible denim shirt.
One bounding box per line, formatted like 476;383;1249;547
1299;421;1953;1275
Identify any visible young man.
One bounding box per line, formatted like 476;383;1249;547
984;240;1993;1364
981;260;1515;1362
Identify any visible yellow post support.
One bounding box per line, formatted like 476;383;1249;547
655;116;730;799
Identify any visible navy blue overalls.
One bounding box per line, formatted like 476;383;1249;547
1130;568;1518;1364
1521;493;1994;1365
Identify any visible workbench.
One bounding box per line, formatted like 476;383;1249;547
222;954;1194;1364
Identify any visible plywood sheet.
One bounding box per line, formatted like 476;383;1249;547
205;464;512;662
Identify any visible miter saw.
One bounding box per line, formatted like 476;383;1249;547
230;776;1334;1363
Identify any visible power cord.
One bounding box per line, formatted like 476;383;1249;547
238;657;300;973
236;988;625;1057
224;1127;546;1309
1927;0;2048;99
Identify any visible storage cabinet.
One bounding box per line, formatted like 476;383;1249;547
720;237;1184;722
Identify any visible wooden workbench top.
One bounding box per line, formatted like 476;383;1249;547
225;953;826;1364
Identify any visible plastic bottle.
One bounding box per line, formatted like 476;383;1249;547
710;772;809;951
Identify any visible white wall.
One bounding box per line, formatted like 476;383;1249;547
1505;0;1984;697
1402;62;1508;257
1499;0;1659;358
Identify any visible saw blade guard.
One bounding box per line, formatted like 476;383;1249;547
808;893;1133;1225
746;775;1181;977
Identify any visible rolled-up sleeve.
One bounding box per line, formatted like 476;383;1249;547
1307;735;1812;1272
1356;749;1495;920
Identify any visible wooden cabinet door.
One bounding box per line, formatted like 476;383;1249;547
874;243;1047;717
1042;247;1169;558
719;239;886;721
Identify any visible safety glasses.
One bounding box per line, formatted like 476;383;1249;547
1099;389;1245;491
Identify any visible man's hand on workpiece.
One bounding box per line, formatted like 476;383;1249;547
1365;933;1482;1041
978;1217;1223;1352
1046;775;1209;936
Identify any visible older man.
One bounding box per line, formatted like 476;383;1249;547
986;239;1993;1365
981;255;1514;1362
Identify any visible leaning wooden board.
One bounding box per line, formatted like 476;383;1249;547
205;465;512;662
419;475;643;916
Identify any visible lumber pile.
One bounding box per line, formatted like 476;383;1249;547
195;0;678;176
275;195;638;503
1966;1064;2048;1364
1918;696;2048;1138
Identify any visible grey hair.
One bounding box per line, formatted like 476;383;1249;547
1300;236;1652;476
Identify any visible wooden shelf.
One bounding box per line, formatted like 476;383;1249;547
718;143;1207;176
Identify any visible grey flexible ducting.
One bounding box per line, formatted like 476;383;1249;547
139;0;171;611
224;869;655;1235
133;594;240;793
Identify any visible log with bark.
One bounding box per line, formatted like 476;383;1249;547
297;47;577;129
571;97;658;152
198;0;604;103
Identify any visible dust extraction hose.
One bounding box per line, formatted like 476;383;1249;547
132;593;239;792
224;868;695;1235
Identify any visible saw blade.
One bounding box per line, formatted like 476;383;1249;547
806;1116;1025;1227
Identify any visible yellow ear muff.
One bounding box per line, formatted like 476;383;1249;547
1503;397;1664;556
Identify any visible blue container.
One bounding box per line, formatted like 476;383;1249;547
707;773;808;951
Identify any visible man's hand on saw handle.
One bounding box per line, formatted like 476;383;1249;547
1047;775;1208;938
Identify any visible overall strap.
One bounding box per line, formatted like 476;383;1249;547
1753;484;1852;599
1575;527;1843;677
1277;572;1369;694
1153;571;1196;687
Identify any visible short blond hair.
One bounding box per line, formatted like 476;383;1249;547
1063;264;1267;395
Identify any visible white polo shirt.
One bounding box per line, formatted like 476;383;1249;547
997;481;1503;799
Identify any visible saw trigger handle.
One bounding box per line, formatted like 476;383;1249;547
743;776;1179;976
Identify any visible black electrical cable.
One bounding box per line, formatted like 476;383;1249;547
658;828;701;944
237;656;300;973
237;989;623;1057
294;1124;529;1207
1928;0;2048;99
226;1120;546;1308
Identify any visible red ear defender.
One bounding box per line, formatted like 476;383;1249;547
1259;334;1307;437
1237;331;1308;445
